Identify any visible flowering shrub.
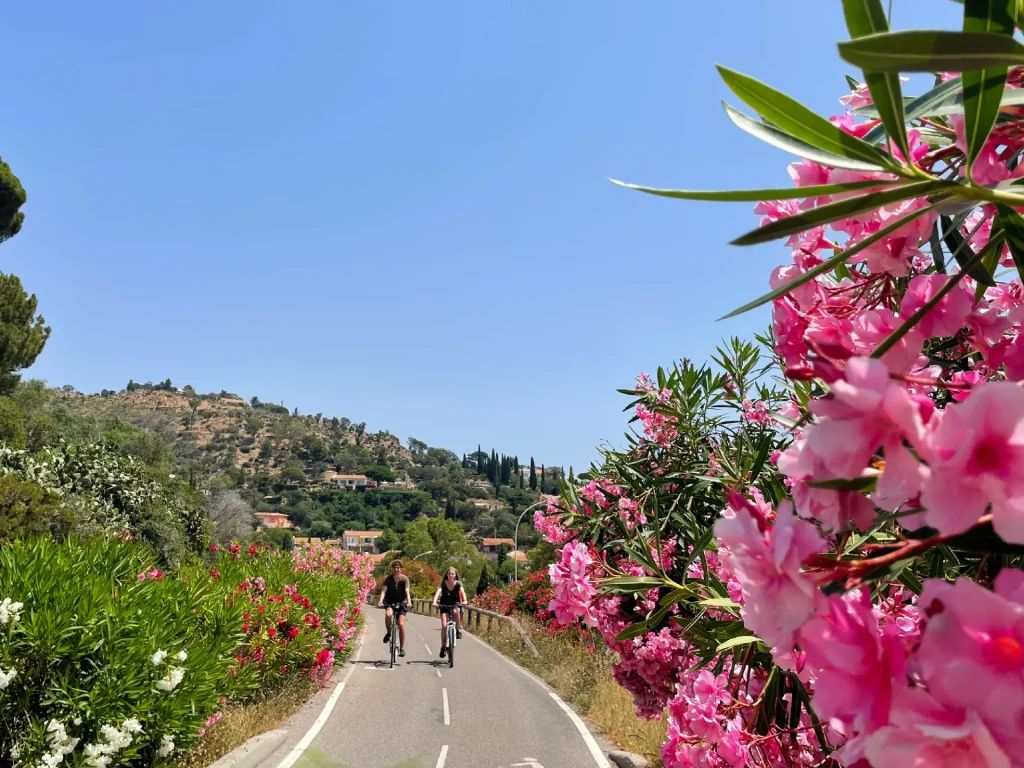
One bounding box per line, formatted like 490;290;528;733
541;4;1024;765
0;537;371;767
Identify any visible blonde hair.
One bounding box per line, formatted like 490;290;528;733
444;567;459;582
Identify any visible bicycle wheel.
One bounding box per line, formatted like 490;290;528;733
447;623;455;668
390;623;397;667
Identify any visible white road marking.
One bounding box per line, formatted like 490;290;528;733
275;629;365;768
548;693;608;767
460;630;611;768
425;643;432;655
442;687;450;725
436;668;442;678
435;745;449;768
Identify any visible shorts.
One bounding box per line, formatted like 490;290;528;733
386;603;408;616
438;605;459;616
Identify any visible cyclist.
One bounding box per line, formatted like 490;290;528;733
378;559;410;657
431;566;466;659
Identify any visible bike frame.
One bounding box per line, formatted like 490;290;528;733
383;603;404;667
439;604;463;668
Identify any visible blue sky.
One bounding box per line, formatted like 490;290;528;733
1;1;961;471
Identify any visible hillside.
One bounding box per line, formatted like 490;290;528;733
50;383;567;550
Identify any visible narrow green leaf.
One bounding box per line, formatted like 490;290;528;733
864;76;963;144
845;73;864;91
614;620;652;643
940;214;997;286
658;587;694;607
805;474;878;492
842;0;911;161
996;204;1024;283
975;234;1003;301
872;237;998;357
929;221;947;273
720;202;940;319
600;575;665;594
607;177;891;203
962;0;1016;177
723;104;886;172
731;180;950;246
699;597;740;608
839;30;1024;72
716;635;761;653
717;67;895;171
900;84;1024;118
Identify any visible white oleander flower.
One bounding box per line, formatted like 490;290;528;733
156;667;185;692
151;649;168;666
0;597;24;625
0;667;17;689
175;650;187;662
156;735;175;758
121;719;142;735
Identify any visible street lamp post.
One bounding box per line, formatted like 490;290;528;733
514;500;548;583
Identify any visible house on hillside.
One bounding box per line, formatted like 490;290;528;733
323;472;371;490
254;512;293;530
480;538;516;558
466;478;492;490
293;537;341;548
343;530;383;554
472;499;503;512
508;550;528;563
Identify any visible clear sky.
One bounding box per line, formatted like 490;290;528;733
1;1;960;471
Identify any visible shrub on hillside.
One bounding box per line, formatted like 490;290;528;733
371;557;440;601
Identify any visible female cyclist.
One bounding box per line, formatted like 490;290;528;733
431;566;466;659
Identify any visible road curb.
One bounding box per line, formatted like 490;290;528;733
608;751;650;768
208;729;289;768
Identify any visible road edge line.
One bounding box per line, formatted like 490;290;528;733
456;623;611;768
274;627;366;768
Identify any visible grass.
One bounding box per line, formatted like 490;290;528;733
457;611;667;766
176;677;318;768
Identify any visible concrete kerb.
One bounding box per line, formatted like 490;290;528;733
207;730;289;768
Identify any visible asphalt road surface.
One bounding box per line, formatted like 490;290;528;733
263;606;612;768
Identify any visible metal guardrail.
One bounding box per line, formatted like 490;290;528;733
410;598;539;657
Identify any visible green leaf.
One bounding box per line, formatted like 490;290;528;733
600;575;665;594
658;587;694;607
614;620;652;643
607;177;890;202
720;202;940;319
897;83;1024;118
976;234;1003;301
996;205;1024;283
864;76;964;144
962;1;1016;177
842;0;911;161
716;635;761;653
699;597;740;608
940;214;997;286
839;30;1024;72
717;67;895;171
872;236;999;357
805;474;878;492
722;104;887;172
730;180;950;246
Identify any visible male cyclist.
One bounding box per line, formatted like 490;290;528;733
378;560;410;657
431;567;466;659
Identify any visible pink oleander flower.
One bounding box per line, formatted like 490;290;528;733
915;577;1024;756
799;588;904;737
548;541;598;627
864;688;1011;768
919;382;1024;542
714;498;823;652
900;275;973;339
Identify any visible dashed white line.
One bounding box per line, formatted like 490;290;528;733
436;668;442;678
424;643;432;655
435;745;449;768
442;687;450;725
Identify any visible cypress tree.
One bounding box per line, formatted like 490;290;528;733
445;496;456;520
477;445;484;474
541;465;546;493
519;472;524;489
529;457;537;491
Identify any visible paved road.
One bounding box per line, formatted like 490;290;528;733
265;606;611;768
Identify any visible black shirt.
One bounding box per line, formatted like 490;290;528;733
383;574;410;604
439;580;462;607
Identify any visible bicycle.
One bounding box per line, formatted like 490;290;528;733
381;603;405;667
437;603;464;668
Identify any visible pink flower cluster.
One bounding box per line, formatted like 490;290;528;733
548;541;598;627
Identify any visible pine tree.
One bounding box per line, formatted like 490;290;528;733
529;457;537;491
